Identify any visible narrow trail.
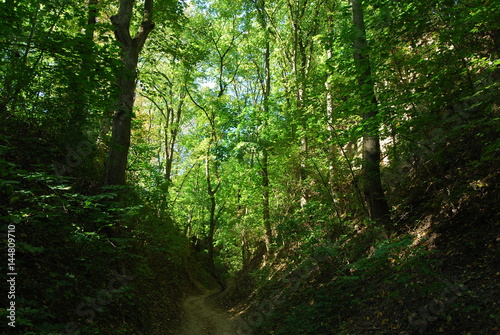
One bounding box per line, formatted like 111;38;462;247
179;290;243;335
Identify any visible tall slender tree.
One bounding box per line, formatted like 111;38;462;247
351;0;390;228
105;0;155;185
254;0;273;254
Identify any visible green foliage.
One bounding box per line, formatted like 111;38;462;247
0;131;187;334
1;0;499;333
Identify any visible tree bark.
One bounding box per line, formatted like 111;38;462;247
351;0;390;228
206;142;218;267
105;0;155;185
262;41;273;253
165;95;184;185
287;0;308;206
255;0;273;254
205;137;222;284
262;148;272;251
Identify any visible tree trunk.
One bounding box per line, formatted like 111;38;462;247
351;0;390;228
186;78;222;278
105;0;155;185
255;0;273;254
261;50;273;253
289;1;308;206
207;187;217;265
205;136;220;273
262;148;272;252
165;96;184;185
241;229;250;267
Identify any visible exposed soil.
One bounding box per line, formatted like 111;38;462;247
179;290;244;335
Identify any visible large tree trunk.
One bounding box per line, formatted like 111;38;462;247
351;0;390;228
105;0;154;185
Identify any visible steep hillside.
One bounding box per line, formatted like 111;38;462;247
216;123;499;335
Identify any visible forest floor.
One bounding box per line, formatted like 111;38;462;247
179;289;243;335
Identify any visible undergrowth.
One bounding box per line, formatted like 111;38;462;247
0;136;187;335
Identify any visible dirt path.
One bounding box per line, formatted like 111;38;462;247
179;291;244;335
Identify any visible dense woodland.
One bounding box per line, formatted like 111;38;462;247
1;0;499;334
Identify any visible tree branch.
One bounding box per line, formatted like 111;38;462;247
111;0;134;47
134;0;155;51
